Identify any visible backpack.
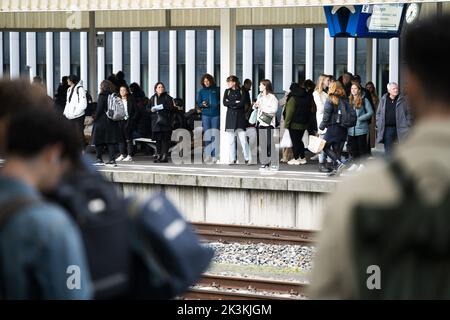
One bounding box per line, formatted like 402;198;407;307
126;193;214;299
338;99;357;128
106;93;126;121
47;157;131;299
51;156;213;299
351;159;450;299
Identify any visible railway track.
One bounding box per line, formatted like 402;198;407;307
192;222;317;246
184;274;308;300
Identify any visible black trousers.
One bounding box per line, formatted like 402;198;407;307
323;141;344;165
95;144;116;162
70;116;85;149
348;134;368;162
289;128;306;160
119;120;134;156
154;132;172;157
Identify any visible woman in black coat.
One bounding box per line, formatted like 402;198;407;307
92;80;123;166
319;81;348;176
115;85;138;162
223;75;250;164
148;82;174;163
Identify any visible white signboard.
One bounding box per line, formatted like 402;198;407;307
368;4;404;32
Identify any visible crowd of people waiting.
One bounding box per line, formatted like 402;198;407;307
53;67;411;175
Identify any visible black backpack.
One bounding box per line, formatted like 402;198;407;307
47;157;131;299
339;99;357;128
352;159;450;299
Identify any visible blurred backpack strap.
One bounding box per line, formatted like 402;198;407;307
388;159;416;198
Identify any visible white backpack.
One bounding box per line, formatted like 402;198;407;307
106;93;126;121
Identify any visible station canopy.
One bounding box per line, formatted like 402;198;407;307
0;0;444;12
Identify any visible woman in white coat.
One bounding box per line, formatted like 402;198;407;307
254;79;278;170
313;74;332;173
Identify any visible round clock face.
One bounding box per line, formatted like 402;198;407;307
406;3;420;24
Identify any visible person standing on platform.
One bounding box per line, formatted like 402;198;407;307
64;75;88;150
313;74;333;173
346;83;373;171
376;82;412;157
197;74;220;164
319;81;348;176
115;85;137;162
284;83;311;166
254;79;279;170
365;81;379;156
148;82;174;163
92;80;123;167
223;76;250;165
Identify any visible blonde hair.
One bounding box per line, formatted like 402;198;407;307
315;74;329;94
349;83;363;109
328;81;346;106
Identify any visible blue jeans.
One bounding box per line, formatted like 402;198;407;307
383;126;398;157
202;115;220;157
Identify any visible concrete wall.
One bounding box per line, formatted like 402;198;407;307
102;170;335;230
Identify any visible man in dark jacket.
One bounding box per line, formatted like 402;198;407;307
376;82;412;157
54;76;69;114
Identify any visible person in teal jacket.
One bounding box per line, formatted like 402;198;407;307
347;83;374;170
197;74;220;163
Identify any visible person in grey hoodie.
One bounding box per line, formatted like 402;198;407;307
376;82;412;157
64;75;88;149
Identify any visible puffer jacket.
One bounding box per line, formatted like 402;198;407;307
197;86;220;117
348;98;374;136
64;82;87;120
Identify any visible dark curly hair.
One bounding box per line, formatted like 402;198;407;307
200;74;216;88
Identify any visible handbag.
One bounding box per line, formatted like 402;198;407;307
280;130;293;148
258;111;274;126
249;109;258;125
308;135;327;154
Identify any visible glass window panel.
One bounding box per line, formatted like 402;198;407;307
293;28;305;65
313;28;324;81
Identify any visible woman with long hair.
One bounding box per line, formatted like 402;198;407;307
318;81;348;176
92;80;123;166
254;79;278;170
148;82;174;163
313;74;332;172
115;85;137;162
347;83;374;171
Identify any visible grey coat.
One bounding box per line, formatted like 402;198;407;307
376;94;412;144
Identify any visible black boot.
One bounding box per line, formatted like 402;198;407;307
159;153;168;163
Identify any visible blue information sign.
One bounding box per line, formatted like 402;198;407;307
324;4;407;39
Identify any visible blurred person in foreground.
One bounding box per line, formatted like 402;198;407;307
310;15;450;299
0;81;92;299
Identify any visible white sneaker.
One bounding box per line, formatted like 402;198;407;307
357;164;366;171
211;157;217;164
270;165;279;171
310;154;319;161
287;159;300;165
123;155;133;162
115;154;125;162
347;164;358;172
298;158;307;165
